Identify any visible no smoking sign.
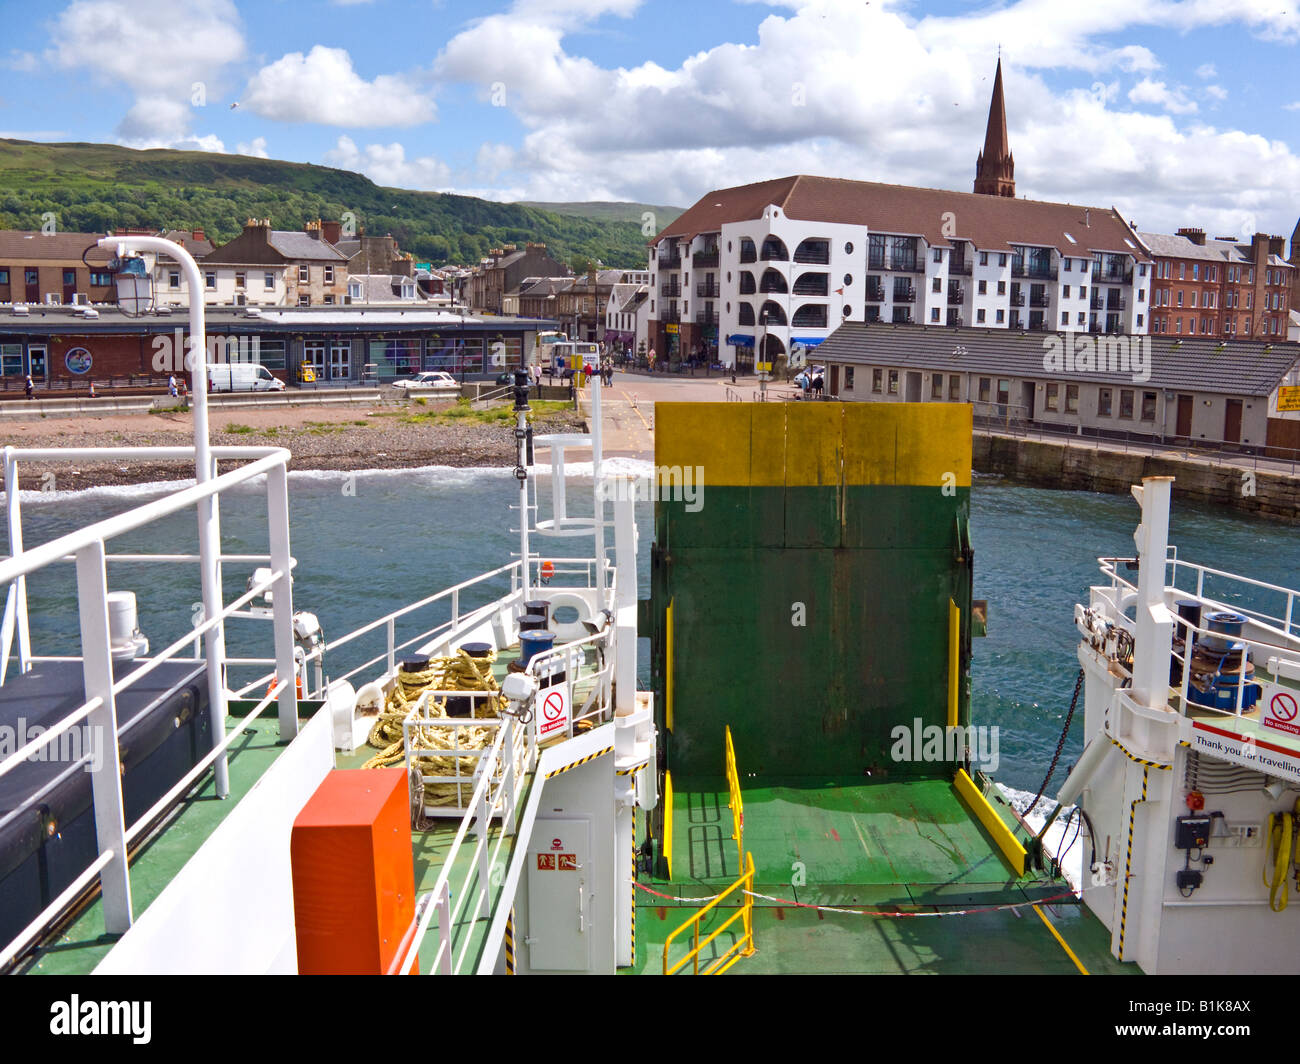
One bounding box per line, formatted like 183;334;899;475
537;683;570;739
1263;687;1300;737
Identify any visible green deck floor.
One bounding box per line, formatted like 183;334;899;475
629;777;1136;975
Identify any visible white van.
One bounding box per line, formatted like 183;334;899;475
208;364;285;392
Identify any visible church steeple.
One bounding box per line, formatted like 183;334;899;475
974;58;1016;197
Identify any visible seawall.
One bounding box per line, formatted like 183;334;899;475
974;433;1300;525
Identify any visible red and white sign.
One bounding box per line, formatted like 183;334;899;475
557;854;577;871
536;854;556;871
1262;684;1300;737
1190;719;1300;783
536;683;571;740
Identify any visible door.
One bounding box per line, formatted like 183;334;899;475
62;269;77;305
27;345;47;381
304;342;327;381
829;365;839;397
527;817;592;971
1021;381;1035;421
24;268;39;303
1224;399;1242;444
1176;394;1193;438
329;342;350;381
905;371;922;402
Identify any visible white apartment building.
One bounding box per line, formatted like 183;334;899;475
154;262;290;308
647;175;1152;369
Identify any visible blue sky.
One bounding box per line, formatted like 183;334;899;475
2;0;1300;239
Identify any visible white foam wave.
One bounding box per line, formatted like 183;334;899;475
996;782;1084;891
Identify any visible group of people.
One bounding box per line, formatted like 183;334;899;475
23;375;96;399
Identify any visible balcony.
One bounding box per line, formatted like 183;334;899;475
1090;293;1104;310
658;251;682;270
1092;266;1133;285
1029;292;1051;308
893;287;917;303
1106;297;1128;312
660;281;681;298
865;283;886;302
696;281;720;298
1010;292;1026;307
692;249;720;269
660;306;680;323
695;310;718;326
947;284;964;304
886;258;924;273
792;241;831;265
1011;317;1025;330
1089;321;1102;334
1012;263;1059;282
949;259;973;276
946;312;963;327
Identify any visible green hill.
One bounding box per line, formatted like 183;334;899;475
517;200;684;227
0;139;655;268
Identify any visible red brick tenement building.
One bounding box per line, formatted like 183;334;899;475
1140;228;1292;340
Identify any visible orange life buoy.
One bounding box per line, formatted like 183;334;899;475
267;672;304;700
540;560;555;584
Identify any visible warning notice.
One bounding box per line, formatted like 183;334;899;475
536;682;571;740
536;854;556;871
558;854;577;871
1262;684;1300;737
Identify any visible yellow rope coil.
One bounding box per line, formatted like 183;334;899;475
362;649;507;806
1263;798;1300;913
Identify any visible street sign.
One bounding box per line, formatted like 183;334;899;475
1278;385;1300;412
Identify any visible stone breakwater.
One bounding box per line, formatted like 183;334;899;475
974;434;1300;524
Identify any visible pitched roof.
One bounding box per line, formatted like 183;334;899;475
160;229;215;258
267;231;347;261
1138;232;1244;263
653;175;1146;259
0;230;113;265
815;321;1299;396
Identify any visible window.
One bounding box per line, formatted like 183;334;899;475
324;265;335;284
1061;312;1069;326
298;294;310;306
1192;264;1199;280
998;254;1008;267
1136;314;1144;328
1045;382;1059;411
868;235;885;268
1063;285;1071;298
169;270;180;290
1138;289;1144;302
348;281;362;300
324;295;335;305
1080;286;1087;301
0;268;7;285
887;370;898;395
845;367;855;389
978;280;987;295
1246;293;1252;309
976;308;986;323
932;276;941;293
872;368;883;393
980;252;989;266
978;377;991;402
996;309;1005;323
1175;319;1182;333
931;307;940;322
1177;291;1183;307
1098;387;1112;416
1077;313;1085;326
844;242;854;255
265;272;275;288
235;272;246;289
1065;384;1079;413
997;280;1006;295
1064;259;1072;272
1119;389;1134;418
932;374;943;398
1178;263;1185;280
933;248;943;263
0;343;22;377
89;271;112;286
1140;391;1157;421
298;265;309;283
205;271;216;290
949;375;961;400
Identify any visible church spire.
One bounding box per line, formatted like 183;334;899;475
974;58;1016;197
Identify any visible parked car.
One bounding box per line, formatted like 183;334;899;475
393;371;457;394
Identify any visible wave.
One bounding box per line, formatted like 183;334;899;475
996;782;1084;891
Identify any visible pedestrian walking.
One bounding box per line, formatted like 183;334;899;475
24;374;34;400
168;373;178;397
88;379;97;399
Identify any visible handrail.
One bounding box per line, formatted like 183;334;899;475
724;725;744;863
663;852;756;975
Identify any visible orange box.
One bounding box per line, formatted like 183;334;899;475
291;768;417;974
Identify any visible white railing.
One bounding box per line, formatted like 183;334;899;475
1092;554;1300;726
0;444;300;968
397;711;534;975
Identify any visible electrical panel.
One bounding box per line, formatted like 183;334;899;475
1174;815;1212;850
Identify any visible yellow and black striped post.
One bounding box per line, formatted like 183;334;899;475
1117;766;1149;961
504;908;516;975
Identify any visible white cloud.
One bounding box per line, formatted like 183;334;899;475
45;0;242;148
241;46;434;127
1205;85;1228;101
323;135;450;189
1196;62;1218;79
1285;101;1300;111
4;51;39;72
237;136;270;158
422;0;1300;238
1128;78;1198;114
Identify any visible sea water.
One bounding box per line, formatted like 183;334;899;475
4;466;1298;798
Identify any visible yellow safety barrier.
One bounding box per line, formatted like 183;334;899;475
664;770;674;880
666;598;674;733
725;725;744;863
663;852;756;976
954;768;1028;877
948;599;960;729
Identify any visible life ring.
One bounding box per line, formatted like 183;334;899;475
546;591;592;644
540;560;555;585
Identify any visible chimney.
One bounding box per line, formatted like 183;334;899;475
322;220;342;245
1269;235;1286;258
1176;226;1207;246
192;228;205;242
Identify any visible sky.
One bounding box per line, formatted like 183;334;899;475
2;0;1300;241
